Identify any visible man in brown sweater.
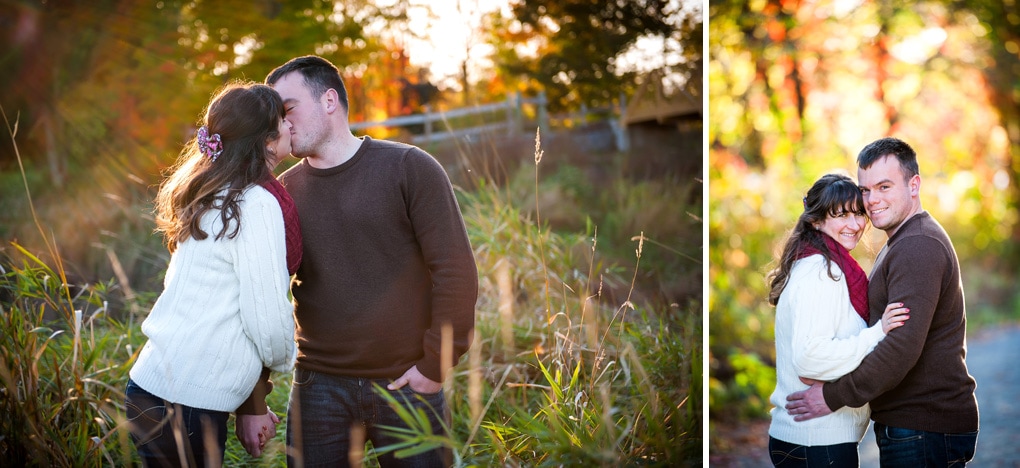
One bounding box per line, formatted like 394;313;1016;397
262;55;478;467
785;137;978;466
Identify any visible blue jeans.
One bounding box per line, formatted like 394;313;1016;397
286;368;450;467
768;436;859;467
124;379;229;468
874;422;978;467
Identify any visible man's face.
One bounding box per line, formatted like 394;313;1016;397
857;154;918;236
272;72;324;158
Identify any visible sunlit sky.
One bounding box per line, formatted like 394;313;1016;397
399;0;510;89
393;0;690;90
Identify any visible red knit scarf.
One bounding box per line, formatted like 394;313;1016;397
797;234;869;323
259;175;303;275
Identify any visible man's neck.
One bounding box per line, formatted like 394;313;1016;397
306;133;364;169
884;204;924;239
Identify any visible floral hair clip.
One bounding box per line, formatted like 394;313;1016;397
197;126;223;161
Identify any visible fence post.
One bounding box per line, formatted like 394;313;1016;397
537;91;549;135
616;92;629;151
423;104;433;141
516;92;526;135
505;94;516;136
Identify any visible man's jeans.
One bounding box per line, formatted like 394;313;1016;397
874;422;978;467
768;436;859;467
286;368;450;467
124;379;229;468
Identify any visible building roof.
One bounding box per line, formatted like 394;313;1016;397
622;67;702;126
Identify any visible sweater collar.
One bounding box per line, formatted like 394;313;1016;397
300;136;371;176
887;211;930;245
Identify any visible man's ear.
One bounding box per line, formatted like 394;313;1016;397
322;88;340;114
909;174;921;197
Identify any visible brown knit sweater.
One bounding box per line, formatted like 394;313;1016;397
822;212;978;433
277;137;477;382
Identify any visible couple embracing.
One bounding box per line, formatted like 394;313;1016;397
766;138;979;467
124;55;478;467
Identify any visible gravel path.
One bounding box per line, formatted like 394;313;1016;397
711;323;1020;467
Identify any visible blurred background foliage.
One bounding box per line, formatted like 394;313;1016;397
1;0;417;295
708;0;1020;446
0;0;699;297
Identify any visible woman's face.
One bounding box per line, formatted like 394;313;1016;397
817;205;868;251
266;117;292;169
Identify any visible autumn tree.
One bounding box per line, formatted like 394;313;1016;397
0;0;414;288
942;0;1020;265
489;0;701;111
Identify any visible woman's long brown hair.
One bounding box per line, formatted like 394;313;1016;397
153;82;285;252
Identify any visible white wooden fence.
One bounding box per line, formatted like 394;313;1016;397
349;92;627;150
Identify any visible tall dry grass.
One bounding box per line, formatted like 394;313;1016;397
1;106;141;466
2;108;701;465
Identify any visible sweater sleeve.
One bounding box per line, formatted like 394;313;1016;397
788;257;886;381
234;367;274;415
823;235;945;410
403;150;478;382
234;187;297;374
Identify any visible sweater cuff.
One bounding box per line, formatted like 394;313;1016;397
415;357;443;383
821;382;842;412
235;367;273;415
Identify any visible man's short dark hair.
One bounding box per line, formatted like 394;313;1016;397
266;55;349;113
857;137;919;181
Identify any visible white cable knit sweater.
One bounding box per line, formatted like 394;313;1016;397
768;254;887;446
130;185;297;412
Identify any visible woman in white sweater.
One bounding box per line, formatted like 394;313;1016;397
125;82;298;466
765;174;909;467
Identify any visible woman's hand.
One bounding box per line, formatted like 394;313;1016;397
881;302;910;334
235;408;280;458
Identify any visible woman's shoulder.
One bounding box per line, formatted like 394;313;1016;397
241;183;273;199
789;253;844;281
238;184;283;214
790;252;825;268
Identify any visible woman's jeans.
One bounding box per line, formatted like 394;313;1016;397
124;379;229;468
874;422;978;467
286;368;450;468
768;436;859;467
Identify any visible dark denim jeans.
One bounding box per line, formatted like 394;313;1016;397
874;422;978;467
286;368;450;468
124;379;229;468
768;436;859;467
